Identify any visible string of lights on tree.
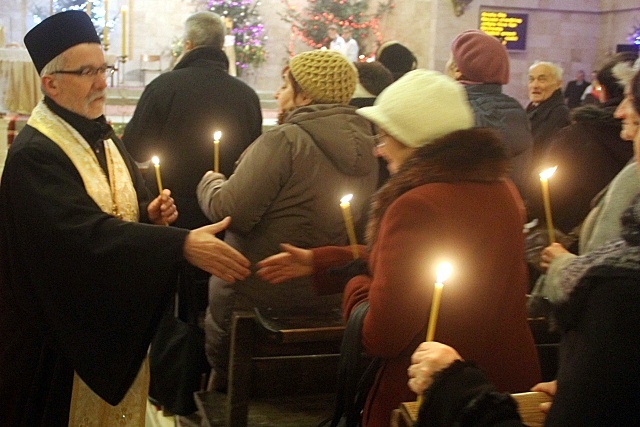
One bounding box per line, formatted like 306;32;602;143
206;0;267;76
280;0;394;59
33;0;117;46
630;23;640;45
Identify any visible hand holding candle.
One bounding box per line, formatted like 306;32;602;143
539;166;557;244
213;130;221;173
152;156;163;195
340;194;359;259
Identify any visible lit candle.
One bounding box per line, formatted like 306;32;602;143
417;262;453;407
152;156;163;195
121;5;128;57
426;262;452;342
340;194;359;259
103;0;109;49
539;166;557;244
213;130;221;173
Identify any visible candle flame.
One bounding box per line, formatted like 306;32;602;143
152;156;160;166
340;194;353;204
539;166;557;180
436;262;453;284
214;130;222;141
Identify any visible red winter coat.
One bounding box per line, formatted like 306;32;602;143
313;129;541;427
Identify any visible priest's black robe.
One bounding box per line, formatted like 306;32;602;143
0;120;190;425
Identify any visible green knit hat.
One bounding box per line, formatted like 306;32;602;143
289;49;357;104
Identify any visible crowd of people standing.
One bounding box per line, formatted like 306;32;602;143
1;8;639;427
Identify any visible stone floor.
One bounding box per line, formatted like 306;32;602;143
176;391;335;427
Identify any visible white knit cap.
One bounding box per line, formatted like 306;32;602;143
357;69;475;148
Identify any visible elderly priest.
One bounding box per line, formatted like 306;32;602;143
0;10;250;426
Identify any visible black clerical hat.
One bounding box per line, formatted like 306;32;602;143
24;10;101;74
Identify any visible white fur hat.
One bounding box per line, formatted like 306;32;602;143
357;69;475;148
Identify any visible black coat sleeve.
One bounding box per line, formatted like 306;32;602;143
547;275;640;426
417;360;524;427
0;131;189;404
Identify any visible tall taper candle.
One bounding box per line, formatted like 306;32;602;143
539;166;557;244
103;0;109;49
120;5;128;57
417;262;453;407
213;130;221;173
340;194;359;259
152;156;163;195
425;262;452;342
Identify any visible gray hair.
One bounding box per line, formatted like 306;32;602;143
184;11;225;49
529;61;563;81
613;57;640;86
39;53;67;94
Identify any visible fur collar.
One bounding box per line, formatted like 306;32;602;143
366;128;510;245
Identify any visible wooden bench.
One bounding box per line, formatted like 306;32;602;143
391;391;551;427
196;308;345;427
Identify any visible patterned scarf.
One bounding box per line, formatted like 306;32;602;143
558;193;640;304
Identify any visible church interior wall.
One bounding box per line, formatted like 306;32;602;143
1;0;639;108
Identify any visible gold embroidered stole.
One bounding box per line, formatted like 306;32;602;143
27;101;147;426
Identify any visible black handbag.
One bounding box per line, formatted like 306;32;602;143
319;301;381;427
148;271;211;416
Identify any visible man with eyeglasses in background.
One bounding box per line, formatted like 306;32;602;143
0;10;250;426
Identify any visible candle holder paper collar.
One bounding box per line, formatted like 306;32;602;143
25;10;101;74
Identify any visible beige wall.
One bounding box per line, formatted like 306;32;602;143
2;0;639;104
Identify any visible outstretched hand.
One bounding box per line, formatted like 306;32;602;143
183;217;250;282
256;243;313;284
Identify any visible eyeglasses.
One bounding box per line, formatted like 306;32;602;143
50;65;116;78
373;132;389;149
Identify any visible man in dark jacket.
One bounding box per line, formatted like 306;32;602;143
526;61;570;173
447;29;533;202
564;70;589;109
123;11;262;231
533;53;637;236
122;10;262;414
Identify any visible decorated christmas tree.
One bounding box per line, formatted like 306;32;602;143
280;0;394;58
206;0;267;76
